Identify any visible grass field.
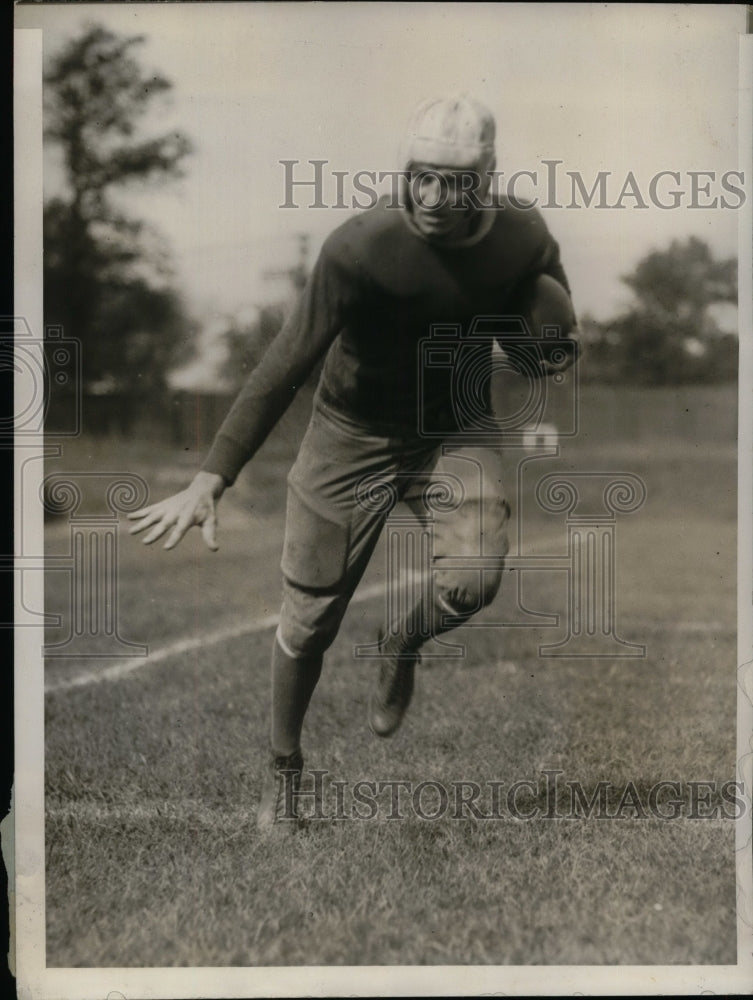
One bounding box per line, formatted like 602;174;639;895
43;425;739;968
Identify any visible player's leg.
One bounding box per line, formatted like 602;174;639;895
256;633;323;834
420;445;509;639
368;445;509;736
258;401;400;830
260;500;388;832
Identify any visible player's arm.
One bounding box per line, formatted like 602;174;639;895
129;242;354;550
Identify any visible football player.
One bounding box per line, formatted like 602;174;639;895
129;95;580;832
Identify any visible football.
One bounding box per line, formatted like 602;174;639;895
499;273;580;374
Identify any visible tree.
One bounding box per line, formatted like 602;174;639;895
571;311;623;384
621;236;736;323
596;237;737;384
219;304;289;390
43;24;195;403
219;234;314;391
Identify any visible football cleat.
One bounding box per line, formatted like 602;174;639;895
368;632;419;738
256;748;303;835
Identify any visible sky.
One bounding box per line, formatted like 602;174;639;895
16;2;748;383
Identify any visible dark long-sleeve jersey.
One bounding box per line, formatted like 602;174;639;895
202;195;572;485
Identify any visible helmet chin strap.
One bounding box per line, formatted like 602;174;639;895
403;198;485;246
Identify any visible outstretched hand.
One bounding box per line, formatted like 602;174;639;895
127;470;227;551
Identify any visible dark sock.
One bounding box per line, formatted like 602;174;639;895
269;636;323;756
384;599;469;656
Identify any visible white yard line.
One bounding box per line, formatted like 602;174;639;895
44;515;735;696
44;580;389;694
45;602;735;696
47;799;258;831
647;621;731;634
46;798;738;829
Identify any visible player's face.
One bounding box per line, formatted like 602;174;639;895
408;162;483;241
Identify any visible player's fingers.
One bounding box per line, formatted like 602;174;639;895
141;519;173;545
128;509;165;534
127;491;191;528
127;505;157;520
163;522;193;550
163;508;196;551
200;509;219;551
162;528;183;550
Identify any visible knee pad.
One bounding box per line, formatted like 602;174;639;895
277;577;349;660
435;566;503;618
275;623;332;662
277;619;339;661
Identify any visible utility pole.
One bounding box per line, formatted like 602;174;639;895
262;233;310;293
